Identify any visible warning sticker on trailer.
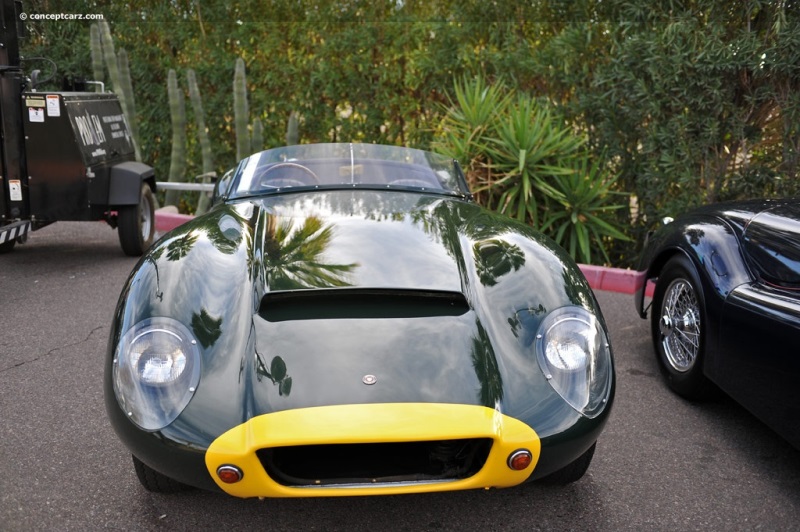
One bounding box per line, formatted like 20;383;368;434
28;107;44;123
9;180;22;201
46;94;60;117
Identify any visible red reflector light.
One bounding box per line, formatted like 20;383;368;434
217;465;244;484
507;449;532;471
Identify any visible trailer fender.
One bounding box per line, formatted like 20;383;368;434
108;161;155;206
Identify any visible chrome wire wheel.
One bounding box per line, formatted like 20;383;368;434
658;278;701;373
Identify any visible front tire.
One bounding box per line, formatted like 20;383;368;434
132;455;192;493
651;254;713;399
118;183;155;256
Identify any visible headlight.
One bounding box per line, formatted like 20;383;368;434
113;317;201;431
535;306;612;418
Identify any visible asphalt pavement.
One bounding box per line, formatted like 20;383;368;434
1;221;799;531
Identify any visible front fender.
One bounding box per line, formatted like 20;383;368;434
634;214;752;319
105;203;260;488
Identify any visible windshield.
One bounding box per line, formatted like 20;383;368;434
228;143;469;199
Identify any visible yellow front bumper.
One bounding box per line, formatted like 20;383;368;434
205;402;540;498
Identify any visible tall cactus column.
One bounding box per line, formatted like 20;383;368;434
233;58;250;161
286;111;299;145
117;49;141;161
98;21;123;105
89;24;104;92
99;21;141;161
187;69;215;215
251;118;264;153
164;69;187;208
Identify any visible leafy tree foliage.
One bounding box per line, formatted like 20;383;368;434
535;0;800;246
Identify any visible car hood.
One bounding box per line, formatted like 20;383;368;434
113;190;601;445
253;190;465;294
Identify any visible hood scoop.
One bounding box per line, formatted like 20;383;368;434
259;288;470;322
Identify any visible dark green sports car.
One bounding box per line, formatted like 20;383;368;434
105;143;615;497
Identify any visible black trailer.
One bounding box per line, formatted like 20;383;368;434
0;0;155;256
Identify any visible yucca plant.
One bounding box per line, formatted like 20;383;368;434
435;76;631;265
539;156;631;265
433;76;512;192
479;96;585;227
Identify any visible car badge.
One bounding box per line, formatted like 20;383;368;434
362;374;377;385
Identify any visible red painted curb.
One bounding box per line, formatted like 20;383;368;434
155;210;194;233
578;264;654;297
154;211;652;296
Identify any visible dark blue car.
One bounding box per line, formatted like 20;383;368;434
635;199;800;449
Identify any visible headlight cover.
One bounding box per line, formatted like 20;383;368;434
535;306;612;418
113;317;201;431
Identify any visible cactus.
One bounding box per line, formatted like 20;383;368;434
251;118;264;153
89;24;104;91
165;69;187;208
233;57;250;161
187;68;215;215
117;49;141;161
99;21;125;114
99;21;141;162
286;111;299;145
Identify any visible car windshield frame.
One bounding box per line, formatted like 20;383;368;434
227;143;471;200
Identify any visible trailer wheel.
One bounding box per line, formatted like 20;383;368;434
118;183;155;256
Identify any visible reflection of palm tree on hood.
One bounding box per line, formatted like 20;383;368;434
166;232;199;262
192;309;223;348
409;202;526;288
471;321;504;408
263;215;357;290
473;239;525;287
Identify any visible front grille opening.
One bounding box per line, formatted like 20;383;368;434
257;438;492;487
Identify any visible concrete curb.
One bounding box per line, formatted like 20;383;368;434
154;211;652;296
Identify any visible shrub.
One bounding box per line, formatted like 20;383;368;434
435;77;630;265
